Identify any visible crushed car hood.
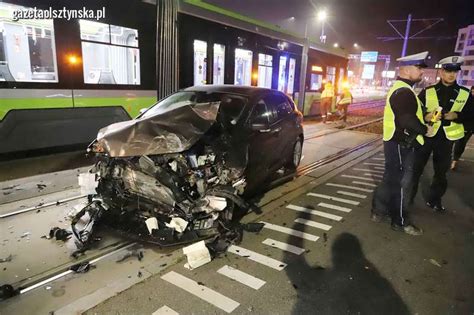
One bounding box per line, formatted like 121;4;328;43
97;102;220;157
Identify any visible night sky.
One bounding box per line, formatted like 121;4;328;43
207;0;474;67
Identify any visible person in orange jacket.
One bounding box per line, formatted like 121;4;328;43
320;81;335;123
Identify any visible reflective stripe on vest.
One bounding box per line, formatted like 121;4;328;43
383;80;425;145
425;87;469;140
339;92;352;105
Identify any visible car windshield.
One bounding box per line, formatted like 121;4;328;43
141;91;249;125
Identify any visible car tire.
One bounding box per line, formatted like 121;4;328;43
286;137;303;170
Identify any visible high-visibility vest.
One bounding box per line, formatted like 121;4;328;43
321;87;334;98
339;91;352;105
383;80;425;145
425;86;469;140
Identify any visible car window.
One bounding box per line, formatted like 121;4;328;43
263;93;292;122
251;100;271;125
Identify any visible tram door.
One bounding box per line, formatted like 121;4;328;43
193;40;207;86
278;56;287;92
213;44;225;84
234;48;252;86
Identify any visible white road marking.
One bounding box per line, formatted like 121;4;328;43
294;218;332;231
325;183;374;193
364;173;383;179
317;202;352;213
336;191;367;199
352;181;377;187
152;305;179;315
228;245;287;270
307;192;360;205
341;175;380;182
262;238;307;255
352;168;384;174
161;271;239;313
286;204;343;221
217;265;266;290
363;162;385;166
374;167;385;171
372;157;385;161
260;221;319;242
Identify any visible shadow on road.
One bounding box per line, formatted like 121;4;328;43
284;211;410;314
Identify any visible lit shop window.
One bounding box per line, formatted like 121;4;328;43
287;58;296;94
234;48;252;86
193;40;207;86
0;3;58;82
257;53;272;88
278;56;287;92
80;20;140;85
213;43;225;84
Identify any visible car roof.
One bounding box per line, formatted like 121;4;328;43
183;85;277;97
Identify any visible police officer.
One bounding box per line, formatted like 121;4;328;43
451;85;474;170
371;51;431;236
410;56;474;212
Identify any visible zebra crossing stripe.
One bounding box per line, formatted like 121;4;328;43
262;238;306;255
341;175;380;183
352;168;384;174
326;183;373;193
317;202;352;213
352;181;377;187
364;173;383;179
161;271;240;313
372;157;385;161
337;190;367;199
286;204;343;221
260;221;319;241
228;245;287;270
217;265;266;290
364;162;385;166
374;167;385;171
307;192;360;205
294;218;332;231
152;305;179;315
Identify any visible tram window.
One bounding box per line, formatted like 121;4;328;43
213;43;225;85
326;66;336;85
193;40;207;86
278;56;287;92
80;20;140;85
257;53;272;89
310;73;323;91
234;48;253;86
287;58;296;94
0;3;58;82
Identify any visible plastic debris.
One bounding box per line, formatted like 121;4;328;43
165;217;189;233
49;227;72;241
183;241;211;270
70;261;95;273
429;259;442;268
20;232;31;238
78;172;98;195
145;217;158;235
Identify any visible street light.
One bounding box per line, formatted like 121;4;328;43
353;43;359;48
333;43;339;48
318;10;327;43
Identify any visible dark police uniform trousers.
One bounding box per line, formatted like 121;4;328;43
373;140;417;225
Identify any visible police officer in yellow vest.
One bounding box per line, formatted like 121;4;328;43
371;51;432;236
410;56;474;212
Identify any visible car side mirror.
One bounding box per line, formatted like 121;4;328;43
251;122;271;132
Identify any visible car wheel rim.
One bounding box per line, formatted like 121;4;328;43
293;140;302;167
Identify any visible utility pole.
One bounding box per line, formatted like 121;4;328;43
401;14;412;57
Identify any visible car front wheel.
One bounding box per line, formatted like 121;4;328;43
287;137;302;170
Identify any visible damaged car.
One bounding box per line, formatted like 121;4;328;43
73;85;303;250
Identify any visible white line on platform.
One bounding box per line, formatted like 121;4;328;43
294;218;332;231
263;238;307;255
152;305;179;315
286;204;343;221
364;173;383;179
317;202;352;213
217;265;266;290
341;175;380;182
363;162;385;166
161;271;239;313
337;191;367;199
352;168;384;174
325;183;374;193
307;192;360;205
260;221;319;242
352;181;377;187
228;245;287;270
